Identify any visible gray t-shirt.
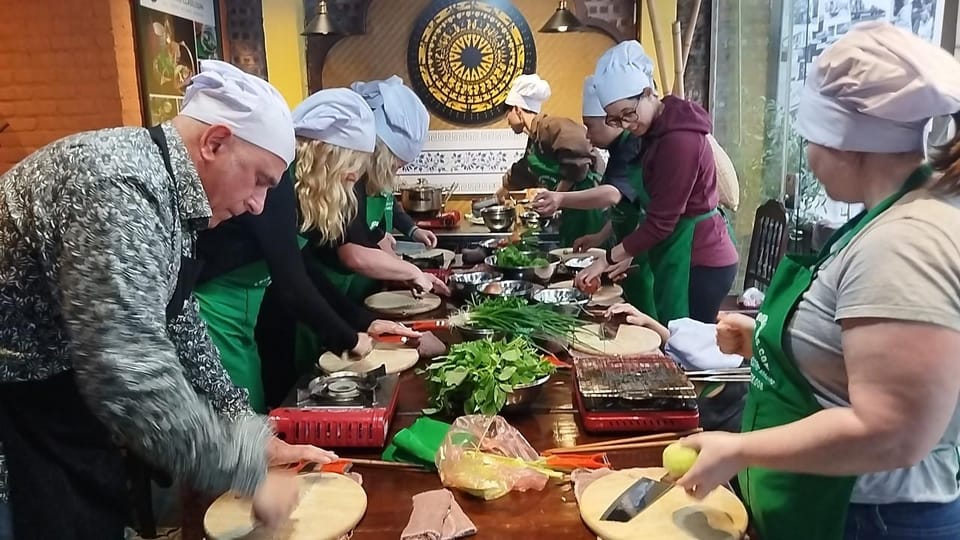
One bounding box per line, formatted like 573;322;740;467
788;189;960;504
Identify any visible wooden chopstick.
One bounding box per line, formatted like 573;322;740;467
545;439;686;454
541;428;702;455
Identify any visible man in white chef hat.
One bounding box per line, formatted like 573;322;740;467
498;73;608;248
0;59;315;539
674;21;960;540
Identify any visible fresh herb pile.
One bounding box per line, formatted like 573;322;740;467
421;337;556;416
495;244;548;268
451;296;583;341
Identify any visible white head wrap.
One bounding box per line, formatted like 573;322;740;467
180;60;296;165
351;76;430;163
592;40;656;108
796;21;960;153
505;74;552;113
291;88;377;153
581;76;606;117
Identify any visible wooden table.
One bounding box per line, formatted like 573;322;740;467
182;358;666;539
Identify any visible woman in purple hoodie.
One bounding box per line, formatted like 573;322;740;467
575;40;738;323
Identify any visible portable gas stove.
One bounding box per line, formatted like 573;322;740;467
572;354;700;433
268;365;400;448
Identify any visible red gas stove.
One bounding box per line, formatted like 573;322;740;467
268;365;400;448
572;354;700;434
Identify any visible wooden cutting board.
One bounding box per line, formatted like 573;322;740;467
579;468;747;540
549;247;606;263
364;290;442;317
572;323;662;356
318;345;419;375
549;280;623;306
204;472;367;540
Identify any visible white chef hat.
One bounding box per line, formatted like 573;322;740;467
796;21;960;153
291;88;377;153
505;74;552;113
351;76;429;163
592;40;656;108
581;76;606;117
180;60;296;165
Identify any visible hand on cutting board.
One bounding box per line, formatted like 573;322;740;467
412;228;438;249
606;303;670;344
673;431;746;500
368;320;422;339
411;272;451;297
253;471;300;529
716;312;757;359
267;437;339;467
351;333;374;357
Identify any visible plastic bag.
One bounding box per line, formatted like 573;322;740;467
738;287;765;309
436;415;551;500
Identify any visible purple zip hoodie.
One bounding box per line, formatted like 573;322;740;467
621;96;739;268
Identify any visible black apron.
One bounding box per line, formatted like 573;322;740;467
0;125;203;540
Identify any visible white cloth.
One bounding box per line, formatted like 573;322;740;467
180;59;296;165
796;21;960;153
291;88;377;152
665;318;743;371
351;76;429;163
592;40;655;108
504;74;551;113
581;75;605;117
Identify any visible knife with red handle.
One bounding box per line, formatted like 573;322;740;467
404;320;450;332
371;334;418;345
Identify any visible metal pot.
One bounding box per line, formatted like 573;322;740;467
480;205;516;232
399;178;447;214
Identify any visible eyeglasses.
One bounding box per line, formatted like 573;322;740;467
604;99;641;128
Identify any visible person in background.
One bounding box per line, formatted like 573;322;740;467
533;75;657;318
0;60;334;540
496;73;608;247
193;87;420;414
676;22;960;540
574;41;738;324
314;76;449;303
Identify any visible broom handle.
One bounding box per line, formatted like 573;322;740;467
681;0;703;72
672;20;684;98
644;0;670;94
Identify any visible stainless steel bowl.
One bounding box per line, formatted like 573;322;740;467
484;253;562;283
447;271;502;301
501;374;551;413
453;324;506;342
532;287;590;316
520;211;552;230
477;279;539;299
481;205;516;232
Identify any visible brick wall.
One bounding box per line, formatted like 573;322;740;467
0;0;140;173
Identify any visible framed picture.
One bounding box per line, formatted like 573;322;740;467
132;0;224;125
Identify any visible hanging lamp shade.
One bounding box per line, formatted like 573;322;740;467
303;0;343;36
540;0;583;33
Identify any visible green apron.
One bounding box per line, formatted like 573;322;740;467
738;165;931;540
524;141;607;247
195;260;272;413
607;132;658;319
293;192;393;372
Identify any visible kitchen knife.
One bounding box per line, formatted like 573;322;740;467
600;474;674;522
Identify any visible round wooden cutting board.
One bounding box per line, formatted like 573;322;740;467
572;323;662;356
204;472;367;540
318;345;419;375
579;468;748;540
549;280;623;306
364;290;442;317
549;247;606;263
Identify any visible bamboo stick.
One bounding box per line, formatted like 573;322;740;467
541;428;702;455
544;439;682;454
681;0;703;72
645;0;670;93
672;20;684;98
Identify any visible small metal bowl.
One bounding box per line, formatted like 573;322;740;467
478;279;539;299
501;374;551;413
484;253;562;283
520;211;552;230
481;205;516;232
532;287;590;316
453;324;506;342
447;271;502;301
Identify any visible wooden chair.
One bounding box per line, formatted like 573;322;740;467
720;200;789;315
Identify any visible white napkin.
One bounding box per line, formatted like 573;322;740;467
665;318;743;370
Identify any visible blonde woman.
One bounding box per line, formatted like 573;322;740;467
254;88;419;406
309;76;449;302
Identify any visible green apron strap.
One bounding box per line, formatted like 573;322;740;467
194;260;272;413
739;165;933;540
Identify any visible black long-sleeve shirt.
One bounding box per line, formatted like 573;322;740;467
196;174;374;353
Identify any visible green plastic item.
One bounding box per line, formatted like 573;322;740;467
381;416;452;469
